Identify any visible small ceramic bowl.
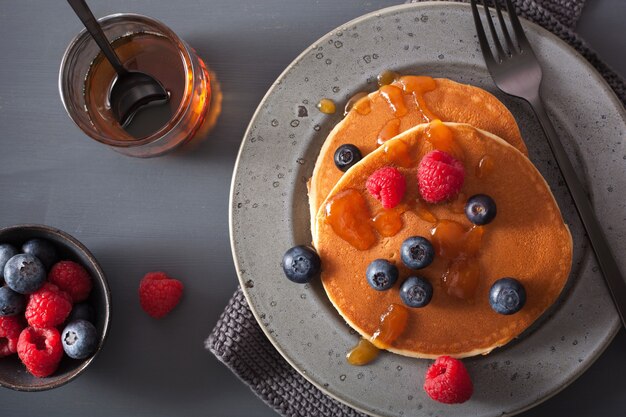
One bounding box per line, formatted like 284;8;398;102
0;224;111;391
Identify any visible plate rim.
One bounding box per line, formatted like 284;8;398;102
229;2;625;416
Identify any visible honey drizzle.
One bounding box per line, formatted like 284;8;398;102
371;205;408;237
431;220;484;299
317;98;336;114
442;257;481;300
450;192;467;214
379;85;408;117
383;138;421;168
326;192;411;250
431;220;483;259
344;92;370;116
346;304;409;365
325;189;377;250
395;75;438;122
377;70;399;87
376;118;401;146
353;97;372;115
414;199;438;224
346;338;379;366
371;303;410;349
425;119;464;161
476;154;495;179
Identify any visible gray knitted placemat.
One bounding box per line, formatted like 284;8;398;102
206;2;626;417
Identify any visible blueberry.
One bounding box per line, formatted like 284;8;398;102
366;259;398;291
465;194;497;226
3;254;46;294
0;244;18;279
399;276;433;308
400;236;435;270
282;245;321;284
68;303;96;324
0;286;26;316
61;319;98;359
334;144;362;172
22;239;58;270
489;278;526;315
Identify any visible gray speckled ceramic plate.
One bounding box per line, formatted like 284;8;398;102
230;3;626;416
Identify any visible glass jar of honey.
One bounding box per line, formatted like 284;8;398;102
59;13;211;157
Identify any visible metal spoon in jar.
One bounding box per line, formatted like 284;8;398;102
66;0;169;127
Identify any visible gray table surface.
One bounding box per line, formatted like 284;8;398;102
0;0;624;416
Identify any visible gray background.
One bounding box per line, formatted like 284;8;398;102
0;0;624;416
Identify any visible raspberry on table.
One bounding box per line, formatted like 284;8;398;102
25;283;73;328
17;327;63;378
423;355;473;404
417;150;465;204
0;315;25;357
139;272;184;319
366;166;407;209
48;260;93;303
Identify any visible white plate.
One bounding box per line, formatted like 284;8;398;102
230;3;626;416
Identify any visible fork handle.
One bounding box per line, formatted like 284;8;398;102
530;96;626;328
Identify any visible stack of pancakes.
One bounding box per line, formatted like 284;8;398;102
309;75;572;358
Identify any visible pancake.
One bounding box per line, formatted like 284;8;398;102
308;76;527;239
314;122;572;358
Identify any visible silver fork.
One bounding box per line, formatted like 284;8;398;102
470;0;626;328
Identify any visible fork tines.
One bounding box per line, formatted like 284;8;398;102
470;0;532;63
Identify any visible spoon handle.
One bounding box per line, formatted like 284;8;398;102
66;0;127;75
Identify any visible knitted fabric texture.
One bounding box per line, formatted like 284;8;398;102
206;2;625;416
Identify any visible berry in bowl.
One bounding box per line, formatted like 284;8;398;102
0;224;110;391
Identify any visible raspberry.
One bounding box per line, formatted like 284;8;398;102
0;316;25;357
139;272;184;318
48;261;93;303
17;327;63;378
423;356;473;404
25;283;72;328
366;166;407;209
417;150;465;203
